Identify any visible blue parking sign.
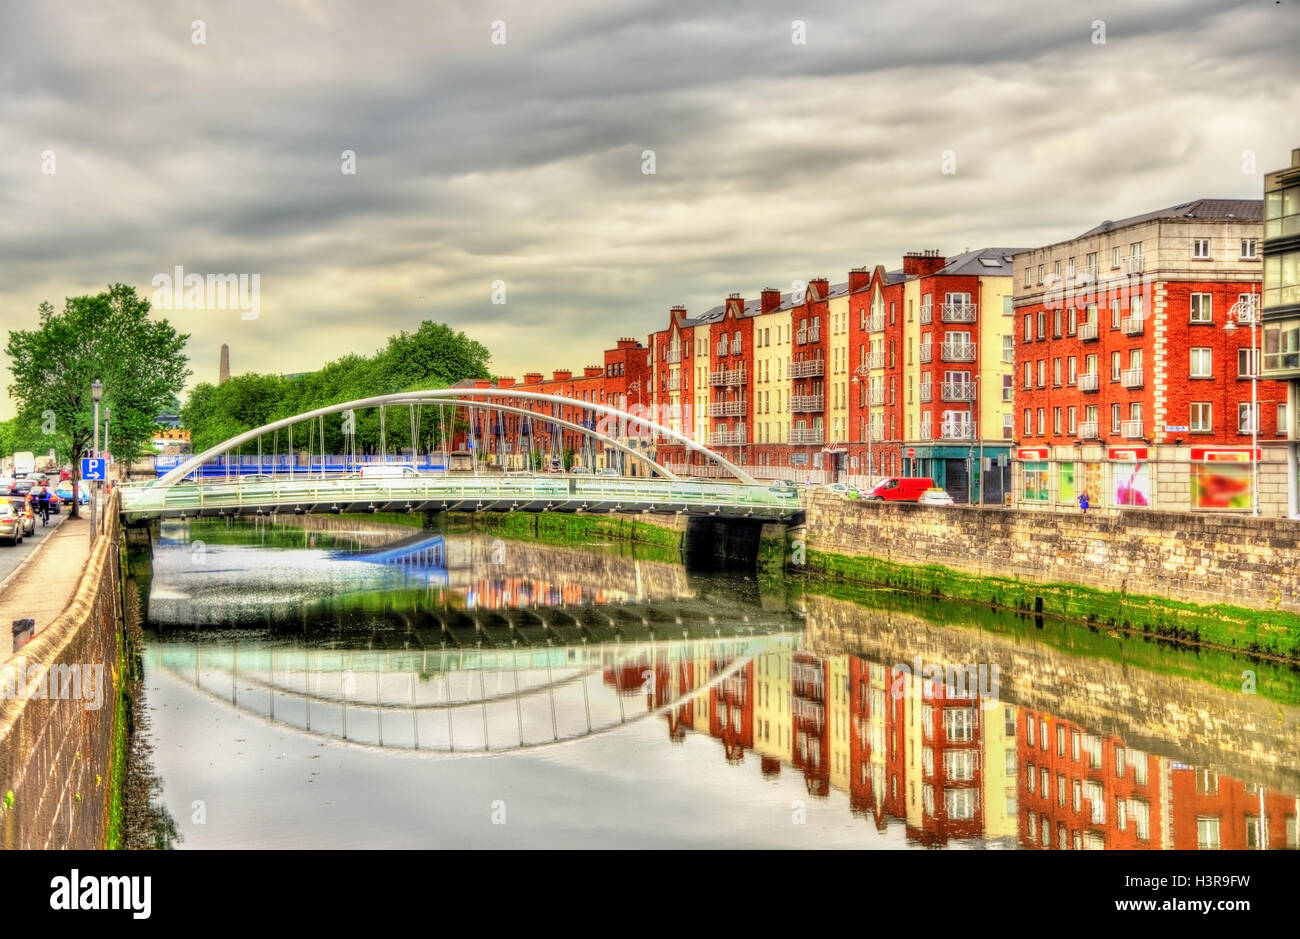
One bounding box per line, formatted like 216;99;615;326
81;458;106;481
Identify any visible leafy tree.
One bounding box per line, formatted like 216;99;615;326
5;285;190;516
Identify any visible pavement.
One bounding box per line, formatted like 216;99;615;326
0;511;90;664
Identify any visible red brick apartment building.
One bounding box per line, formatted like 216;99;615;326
1011;199;1291;515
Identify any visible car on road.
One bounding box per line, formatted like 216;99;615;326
56;480;91;504
822;482;861;499
768;480;800;499
569;466;592;474
8;499;35;536
918;487;955;506
596;467;620;477
357;464;422;480
0;503;24;545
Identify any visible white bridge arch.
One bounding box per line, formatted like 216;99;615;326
158;387;758;487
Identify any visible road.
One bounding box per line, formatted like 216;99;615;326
0;508;67;584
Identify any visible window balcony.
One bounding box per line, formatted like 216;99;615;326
665;349;682;364
919;343;934;364
866;350;884;370
941;302;977;323
1121;315;1145;336
1121;420;1144;439
940;341;977;363
866;386;884;406
1079;322;1099;342
788;428;824;445
1121;367;1144;389
706;400;746;417
1122;255;1144;275
1077;420;1099;439
715;342;729;358
941;381;977;402
788;358;824;378
791;393;824;412
708;368;746;387
731;339;742;355
940;423;974;440
919;425;933;441
1076;264;1097;281
796;329;807;344
1078;371;1099;392
866;313;885;333
797;328;821;345
919;384;933;403
664;375;681;391
709;429;746;447
920;302;933;325
866;424;885;442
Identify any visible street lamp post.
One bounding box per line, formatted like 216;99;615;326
103;406;111;474
1224;289;1260;517
90;379;103;543
853;367;872;486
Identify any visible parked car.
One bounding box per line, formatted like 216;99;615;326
8;499;35;536
863;476;936;502
569;466;592;474
0;503;23;545
56;480;91;504
918;487;955;506
596;467;620;477
822;482;861;499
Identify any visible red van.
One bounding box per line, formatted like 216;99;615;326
863;477;934;502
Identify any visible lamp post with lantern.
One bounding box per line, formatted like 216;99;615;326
1223;287;1260;517
90;379;103;542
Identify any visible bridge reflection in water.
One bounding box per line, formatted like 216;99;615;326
136;518;1300;849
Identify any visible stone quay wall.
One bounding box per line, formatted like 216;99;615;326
805;493;1300;616
0;490;124;849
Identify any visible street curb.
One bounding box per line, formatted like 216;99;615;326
0;515;77;601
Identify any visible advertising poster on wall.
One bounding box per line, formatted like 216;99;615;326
1113;461;1151;507
1058;463;1076;504
1192;462;1254;510
1080;462;1103;507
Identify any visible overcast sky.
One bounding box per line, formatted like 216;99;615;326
1;0;1296;417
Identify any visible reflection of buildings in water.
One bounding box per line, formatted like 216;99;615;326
663;644;1300;850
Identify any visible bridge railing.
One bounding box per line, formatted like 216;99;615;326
118;474;800;515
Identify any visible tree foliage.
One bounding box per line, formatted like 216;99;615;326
180;321;492;455
5;285;190;511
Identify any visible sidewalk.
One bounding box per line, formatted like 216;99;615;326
0;514;92;664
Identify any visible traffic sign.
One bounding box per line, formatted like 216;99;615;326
906;447;916;457
81;458;106;481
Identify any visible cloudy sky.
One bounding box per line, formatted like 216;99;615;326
1;0;1296;416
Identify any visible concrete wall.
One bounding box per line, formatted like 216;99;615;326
0;492;123;849
804;492;1300;614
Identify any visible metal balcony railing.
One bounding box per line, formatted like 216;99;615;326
731;339;742;355
1122;255;1144;275
866;313;885;333
866;351;884;370
941;302;977;323
1077;420;1099;439
791;394;824;412
708;368;746;386
664;375;680;391
1078;371;1099;392
1122;367;1144;389
788;428;824;445
1121;315;1144;336
940;341;977;362
940;423;974;440
941;381;976;402
708;429;746;447
919;384;933;403
716;342;729;357
919;343;933;364
1121;420;1143;439
866;387;884;406
665;349;682;363
919;425;933;441
920;302;933;325
867;424;885;442
1079;322;1099;342
796;329;807;344
706;400;746;417
789;358;824;378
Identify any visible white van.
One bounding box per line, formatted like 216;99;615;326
357;464;421;480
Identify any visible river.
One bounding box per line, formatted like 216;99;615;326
128;515;1300;849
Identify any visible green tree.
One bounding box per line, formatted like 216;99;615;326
5;285;190;516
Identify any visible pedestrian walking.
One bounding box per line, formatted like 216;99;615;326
1078;491;1090;514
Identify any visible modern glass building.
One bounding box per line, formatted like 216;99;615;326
1261;148;1300;512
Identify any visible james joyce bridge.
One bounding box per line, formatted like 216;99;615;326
119;389;803;523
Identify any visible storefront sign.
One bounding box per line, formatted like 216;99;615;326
1017;447;1049;460
1107;447;1148;461
1190;448;1260;463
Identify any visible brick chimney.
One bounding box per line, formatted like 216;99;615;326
761;288;782;313
496;376;515;388
583;366;603;378
473;379;493;389
725;293;745;318
848;266;870;293
616;337;641;349
903;250;946;277
553;369;572;382
523;372;544;384
808;277;829;301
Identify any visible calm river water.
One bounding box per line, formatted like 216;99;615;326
131;516;1300;849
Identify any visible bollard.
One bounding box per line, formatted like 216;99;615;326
11;618;35;650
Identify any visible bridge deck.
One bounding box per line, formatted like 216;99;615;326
118;474;804;521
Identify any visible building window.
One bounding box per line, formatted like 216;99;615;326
1053;308;1062;338
1193;238;1210;259
1038;360;1046;388
1239;347;1259;378
1037;312;1046;339
1057;773;1067;807
1111;299;1122;330
1111;403;1122;434
1197;817;1221;850
1003;334;1014;363
1112;246;1121;269
1241;239;1258;259
945;788;977;820
1190;293;1212;323
1053;407;1062;435
1191;402;1212;432
1037;264;1044;285
943;707;974;742
1190;347;1212;378
1068;357;1077;385
1037;409;1045;436
1111;351;1121;381
1024;265;1032;287
1053;358;1062;386
1023;408;1032;436
1279;403;1287;435
1023;362;1032;389
1023;460;1049;500
1068;406;1077;434
1068;307;1077;335
1239;402;1259;434
1023;314;1032;342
